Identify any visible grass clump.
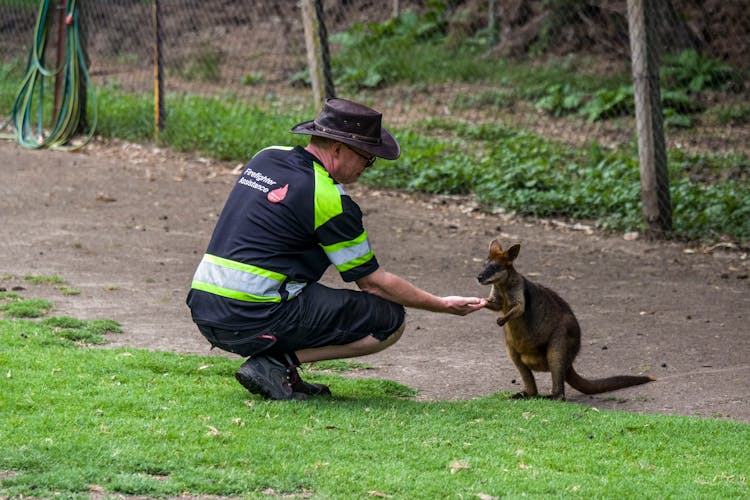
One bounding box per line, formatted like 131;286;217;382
0;297;52;318
40;316;121;344
23;274;65;285
1;301;749;498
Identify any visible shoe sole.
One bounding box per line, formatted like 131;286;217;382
295;382;332;397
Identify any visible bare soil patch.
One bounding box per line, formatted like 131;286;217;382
1;138;749;422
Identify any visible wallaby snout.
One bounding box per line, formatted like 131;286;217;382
477;239;518;286
476;263;498;286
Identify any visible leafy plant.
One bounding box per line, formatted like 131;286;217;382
712;102;750;126
534;83;585;117
579;85;634;122
662;49;737;93
362;119;750;244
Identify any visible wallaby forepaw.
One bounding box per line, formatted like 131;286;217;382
485;298;501;312
496;317;508;327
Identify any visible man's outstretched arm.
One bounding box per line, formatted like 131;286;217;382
356;268;487;316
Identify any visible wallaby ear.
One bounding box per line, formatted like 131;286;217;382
488;239;502;256
506;243;521;261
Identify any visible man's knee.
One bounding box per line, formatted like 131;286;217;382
390;321;405;342
378;320;405;349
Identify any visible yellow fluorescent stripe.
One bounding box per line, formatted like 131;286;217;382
191;281;281;303
335;251;374;273
313;163;343;230
320;231;368;254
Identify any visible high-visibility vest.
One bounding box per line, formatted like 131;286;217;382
191;254;306;303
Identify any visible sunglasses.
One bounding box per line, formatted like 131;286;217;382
345;144;376;168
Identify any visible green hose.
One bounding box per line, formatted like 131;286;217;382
8;0;96;150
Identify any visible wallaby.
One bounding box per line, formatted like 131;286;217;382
477;239;655;400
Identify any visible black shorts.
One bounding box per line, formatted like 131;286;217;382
197;282;405;358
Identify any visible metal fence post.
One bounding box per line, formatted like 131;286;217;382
300;0;335;110
627;0;672;237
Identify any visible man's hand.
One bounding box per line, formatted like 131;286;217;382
439;296;488;316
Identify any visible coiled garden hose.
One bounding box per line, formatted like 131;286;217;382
8;0;96;150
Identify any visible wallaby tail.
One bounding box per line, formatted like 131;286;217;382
566;367;655;395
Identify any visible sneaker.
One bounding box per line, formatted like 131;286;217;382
235;355;300;400
288;366;331;397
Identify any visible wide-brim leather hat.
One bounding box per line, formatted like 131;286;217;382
291;98;401;160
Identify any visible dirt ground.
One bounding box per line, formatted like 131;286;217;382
1;138;749;423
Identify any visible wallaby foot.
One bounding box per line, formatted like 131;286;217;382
542;393;566;401
511;391;530;399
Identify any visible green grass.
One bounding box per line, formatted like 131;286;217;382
0;296;52;318
1;297;749;498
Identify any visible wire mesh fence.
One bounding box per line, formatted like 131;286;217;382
1;0;748;157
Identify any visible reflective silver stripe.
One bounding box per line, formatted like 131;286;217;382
336;184;348;196
286;282;307;298
326;238;372;267
193;256;283;301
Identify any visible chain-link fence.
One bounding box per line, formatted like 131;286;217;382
1;0;748;156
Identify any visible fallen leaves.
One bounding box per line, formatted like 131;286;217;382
449;460;470;474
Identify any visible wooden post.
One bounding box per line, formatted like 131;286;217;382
300;0;334;110
393;0;399;19
152;0;165;142
627;0;672;237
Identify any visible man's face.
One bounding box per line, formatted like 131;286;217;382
330;143;376;184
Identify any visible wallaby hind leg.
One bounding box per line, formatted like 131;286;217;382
506;345;538;398
545;350;568;400
545;324;579;400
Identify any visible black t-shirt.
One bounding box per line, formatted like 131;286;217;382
187;146;379;329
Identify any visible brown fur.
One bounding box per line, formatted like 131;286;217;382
477;240;655;400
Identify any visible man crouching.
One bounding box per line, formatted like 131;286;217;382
187;98;486;400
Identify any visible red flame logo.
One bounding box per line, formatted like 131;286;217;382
267;184;288;203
